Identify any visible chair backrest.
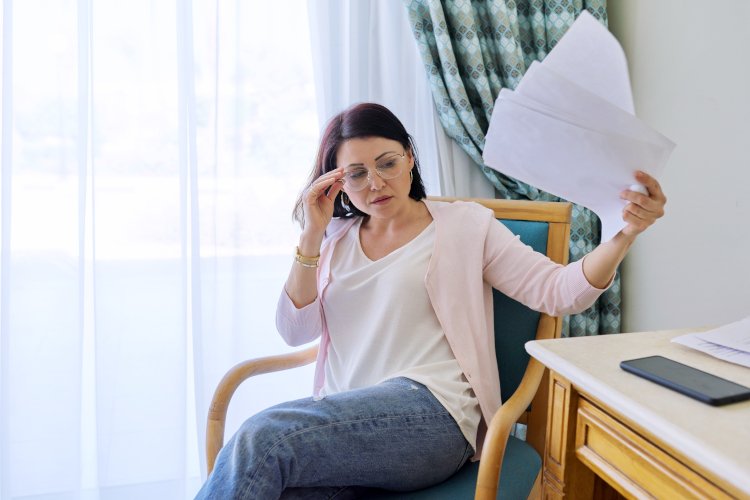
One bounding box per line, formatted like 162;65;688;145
429;197;572;455
492;219;548;403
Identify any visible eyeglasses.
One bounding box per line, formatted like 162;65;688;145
342;152;406;191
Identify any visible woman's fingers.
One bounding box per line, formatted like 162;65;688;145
621;172;666;215
634;170;667;204
306;169;344;202
623;202;653;222
622;206;651;233
326;179;344;200
619;170;667;236
306;178;336;203
619;191;664;216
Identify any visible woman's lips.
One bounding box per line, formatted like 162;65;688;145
371;196;392;205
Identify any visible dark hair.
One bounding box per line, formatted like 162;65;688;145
293;102;427;226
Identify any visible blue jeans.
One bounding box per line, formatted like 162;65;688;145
195;377;473;499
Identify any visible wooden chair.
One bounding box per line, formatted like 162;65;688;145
205;197;572;499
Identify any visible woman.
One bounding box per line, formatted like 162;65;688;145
197;103;666;499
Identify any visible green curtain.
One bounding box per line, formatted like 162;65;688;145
404;0;618;337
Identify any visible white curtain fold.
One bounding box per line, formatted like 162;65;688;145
1;1;319;498
1;1;13;499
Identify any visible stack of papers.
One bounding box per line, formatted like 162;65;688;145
482;11;676;242
672;317;750;368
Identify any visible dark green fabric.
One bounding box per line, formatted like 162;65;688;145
494;220;546;403
364;436;541;499
403;0;621;337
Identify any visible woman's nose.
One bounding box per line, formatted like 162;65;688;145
368;171;386;190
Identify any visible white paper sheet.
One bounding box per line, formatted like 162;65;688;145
482;11;676;242
486;93;669;241
695;316;750;352
540;11;635;114
515;62;669;147
672;317;750;368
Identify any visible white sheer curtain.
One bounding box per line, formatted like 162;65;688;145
1;1;318;498
0;1;495;498
306;0;494;199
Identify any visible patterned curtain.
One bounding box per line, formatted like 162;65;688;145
403;0;618;337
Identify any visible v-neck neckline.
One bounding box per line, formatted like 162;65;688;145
355;217;434;263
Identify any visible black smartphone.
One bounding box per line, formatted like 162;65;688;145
620;355;750;406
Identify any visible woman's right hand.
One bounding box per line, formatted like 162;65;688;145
300;168;345;252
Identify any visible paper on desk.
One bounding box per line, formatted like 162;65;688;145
482;11;675;242
672;317;750;368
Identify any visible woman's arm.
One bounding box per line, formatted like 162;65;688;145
276;169;345;345
582;171;667;288
481;171;666;316
284;168;344;309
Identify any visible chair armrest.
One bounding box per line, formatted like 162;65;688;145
206;345;319;474
475;358;546;500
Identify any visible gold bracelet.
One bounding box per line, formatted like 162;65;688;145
295;246;320;268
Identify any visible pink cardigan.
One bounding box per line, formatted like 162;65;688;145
276;199;608;458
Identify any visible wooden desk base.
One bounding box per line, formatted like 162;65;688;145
542;371;735;499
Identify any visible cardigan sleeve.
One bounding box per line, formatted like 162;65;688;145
275;290;324;346
481;217;611;316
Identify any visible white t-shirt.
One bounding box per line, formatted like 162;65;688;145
322;218;481;449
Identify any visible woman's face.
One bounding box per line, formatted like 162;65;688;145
336;137;414;219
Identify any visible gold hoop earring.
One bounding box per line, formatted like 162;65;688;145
341;192;351;212
410;170;414;183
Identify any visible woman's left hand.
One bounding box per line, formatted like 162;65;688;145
619;170;667;238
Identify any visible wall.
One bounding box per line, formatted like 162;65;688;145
607;0;750;331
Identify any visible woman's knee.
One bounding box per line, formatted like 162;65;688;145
232;406;292;455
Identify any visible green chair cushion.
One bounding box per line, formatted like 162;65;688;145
363;436;541;499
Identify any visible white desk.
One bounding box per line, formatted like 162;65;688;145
526;328;750;499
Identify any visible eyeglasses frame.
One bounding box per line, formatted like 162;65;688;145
341;151;408;192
